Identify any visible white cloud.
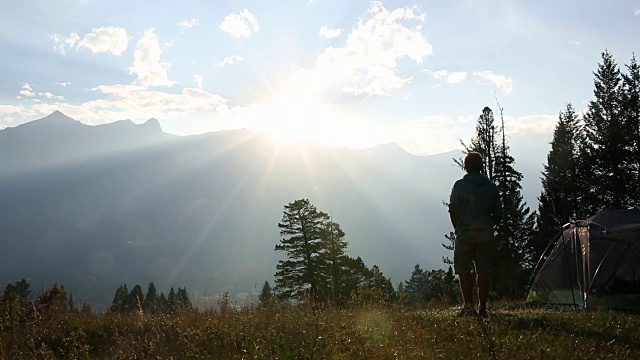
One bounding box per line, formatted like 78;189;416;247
129;29;176;87
178;18;200;32
0;105;22;115
429;69;468;84
289;2;431;98
52;28;127;56
19;83;35;97
220;9;259;38
213;55;243;68
506;114;558;136
635;7;640;16
474;71;513;94
194;74;203;88
78;27;129;56
86;85;227;114
57;82;72;87
38;92;64;100
319;26;342;39
51;33;79;55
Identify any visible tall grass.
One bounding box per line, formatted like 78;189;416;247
1;297;638;359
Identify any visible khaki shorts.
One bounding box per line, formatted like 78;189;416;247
454;230;495;274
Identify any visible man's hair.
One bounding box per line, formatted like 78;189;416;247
463;152;483;173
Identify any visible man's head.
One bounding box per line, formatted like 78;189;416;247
463;152;483;173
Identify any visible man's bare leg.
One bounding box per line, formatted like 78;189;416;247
459;272;474;309
477;272;490;311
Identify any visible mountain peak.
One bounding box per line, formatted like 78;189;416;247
43;110;76;122
142;118;162;133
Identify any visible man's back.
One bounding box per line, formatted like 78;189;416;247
448;172;501;236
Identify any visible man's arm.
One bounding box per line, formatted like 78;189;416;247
448;183;460;228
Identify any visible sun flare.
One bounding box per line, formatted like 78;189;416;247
260;90;376;150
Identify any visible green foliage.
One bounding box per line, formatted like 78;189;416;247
258;280;273;306
109;283;192;314
275;198;394;305
3;279;32;308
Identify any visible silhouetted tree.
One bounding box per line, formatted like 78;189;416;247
274;199;331;301
258;281;273;306
458;105;535;297
534;104;582;265
109;284;128;313
144;282;159;314
176;287;192;310
581;50;632;211
367;264;396;302
3;278;32;307
167;287;177;313
128;284;144;312
404;264;427;303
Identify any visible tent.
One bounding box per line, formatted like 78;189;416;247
526;208;640;311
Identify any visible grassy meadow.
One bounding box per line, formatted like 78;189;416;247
1;297;639;359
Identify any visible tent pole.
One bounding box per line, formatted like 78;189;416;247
561;226;579;309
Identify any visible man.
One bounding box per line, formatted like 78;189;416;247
448;152;502;317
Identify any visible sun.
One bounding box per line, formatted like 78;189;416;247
260;90;375;150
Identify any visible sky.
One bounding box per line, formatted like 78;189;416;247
1;0;639;159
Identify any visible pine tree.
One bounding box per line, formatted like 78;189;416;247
534;104;582;264
581;50;631;211
459;105;535;297
176;287;192;310
404;264;427;303
167;287;177;313
319;220;349;303
367;264;395;302
144;282;158;314
3;278;32;307
158;292;168;313
109;284;128;313
128;284;144;313
258;281;273;306
274;199;331;301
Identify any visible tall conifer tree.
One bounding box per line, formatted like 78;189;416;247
581;50;632;211
274;199;331;301
534;104;582;263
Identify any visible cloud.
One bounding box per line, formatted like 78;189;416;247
213;55;243;68
289;2;432;98
0;105;22;115
506;114;558;136
194;74;203;88
128;29;176;87
428;69;468;84
57;82;72;87
19;83;35;97
474;71;513;94
78;27;129;55
319;26;342;39
635;8;640;16
38;92;65;100
220;9;259;38
178;18;200;32
51;33;80;55
85;85;227;115
52;27;128;56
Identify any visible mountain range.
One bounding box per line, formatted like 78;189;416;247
0;111;542;306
